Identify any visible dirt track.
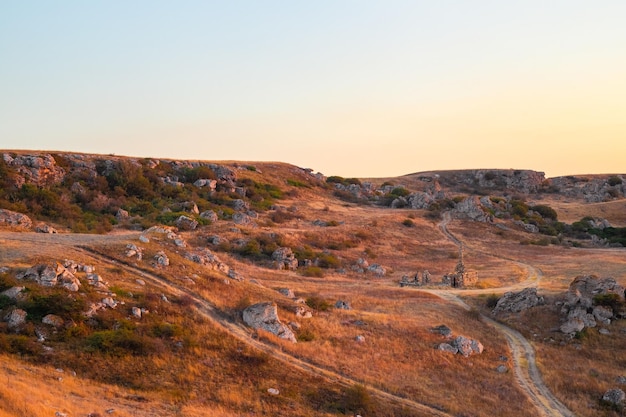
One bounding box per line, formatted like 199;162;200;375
433;214;575;417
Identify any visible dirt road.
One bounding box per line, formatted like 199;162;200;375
433;214;575;417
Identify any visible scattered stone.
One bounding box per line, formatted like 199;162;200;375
616;376;626;384
232;212;252;225
294;305;312;319
560;318;585;334
200;210;218;222
175;215;198;231
438;343;458;354
431;325;452;338
335;300;351;310
367;264;386;277
135;279;146;286
115;209;129;221
102;297;118;309
139;234;150;243
492;288;544;314
267;388;280;396
242;302;296;343
125;243;143;260
42;314;64;328
154;251;170;267
1;286;25;300
272;247;298;271
278;288;295;298
599;328;611;335
131;307;142;319
35;223;57;233
496;365;508;373
355;335;365;343
602;388;625;407
5;309;27;329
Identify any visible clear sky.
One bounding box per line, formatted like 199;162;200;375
1;1;625;178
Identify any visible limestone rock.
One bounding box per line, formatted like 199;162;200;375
431;324;452;338
272;247;298;271
131;307;142;319
355;335;365;343
492;288;544;314
42;314;64;328
232;212;252;225
115;209;129;221
175;215;198;231
294;305;312;319
242;302;296;343
278;288;295;298
154;251;170;267
0;209;32;229
125;243;143;260
602;388;625;407
438;343;458;354
200;210;218;222
5;309;27;329
1;286;25;300
560;318;585;334
452;196;491;222
335;300;351;310
367;264;386;277
35;223;57;233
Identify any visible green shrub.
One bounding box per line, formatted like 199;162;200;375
390;187;410;197
608;176;623;186
402;219;414;227
301;267;324;277
486;294;500;309
305;296;332;311
342;384;373;414
297;329;316;342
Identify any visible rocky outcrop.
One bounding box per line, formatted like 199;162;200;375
0;209;32;229
185;249;231;275
2;153;66;186
550;175;626;202
272;247;298;271
560;275;625;335
439;335;484;357
16;263;81;291
492;288;544;314
452;196;492;222
242;302;296;343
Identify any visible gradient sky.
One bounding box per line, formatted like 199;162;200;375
1;1;625;178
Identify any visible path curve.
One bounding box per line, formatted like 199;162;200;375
431;213;575;417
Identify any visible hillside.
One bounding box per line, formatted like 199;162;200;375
0;151;625;417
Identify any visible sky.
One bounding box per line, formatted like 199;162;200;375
1;1;625;178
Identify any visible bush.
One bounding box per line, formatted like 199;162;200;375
390;187;410;197
402;219;414;227
342;384;373;414
297;329;316;342
608;176;623;186
486;294;500;309
301;266;324;277
305;296;332;311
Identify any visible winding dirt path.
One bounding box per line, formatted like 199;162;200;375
0;232;451;417
431;213;575;417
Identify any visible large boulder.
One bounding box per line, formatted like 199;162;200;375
4;309;27;329
175;215;198;231
272;247;298;271
492;288;544;314
242;302;296;343
602;388;625;407
0;209;32;229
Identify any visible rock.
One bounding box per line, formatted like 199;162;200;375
0;209;32;229
560;318;585;334
271;247;298;271
438;343;458;354
294;305;312;319
355;335;365;343
496;365;508;373
599;328;611;335
450;336;483;357
131;307;142;319
199;210;218;222
115;209;129;221
616;376;626;384
194;179;217;190
335;300;351;310
154;251;170;267
267;388;280;396
139;234;150;243
367;264;386;277
289;321;301;330
1;286;25;300
86;273;108;289
452;196;491;222
5;309;27;329
232;212;252;225
431;325;453;337
492;288;544;314
35;223;57;233
593;305;613;325
175;215;198;230
602;388;625;407
182;201;199;214
278;288;295;298
42;314;64;328
567;307;597;328
102;297;118;309
232;199;249;212
242;302;296;343
125;243;143;260
227;269;244;281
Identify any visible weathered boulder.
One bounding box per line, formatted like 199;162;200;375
438;343;458;354
200;210;218;222
5;309;27;329
185;249;230;275
232;199;249;212
175;215;198;231
232;212;252;226
440;335;483;357
335;300;351;310
452;196;491;222
0;209;32;229
115;209;130;222
125;243;143;260
492;288;544;314
42;314;64;328
367;264;386;277
593;305;614;325
560;317;585;334
1;286;25;300
294;305;312;319
154;251;170;267
278;288;295;298
35;223;57;233
602;388;625;407
242;302;296;343
272;247;298;271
